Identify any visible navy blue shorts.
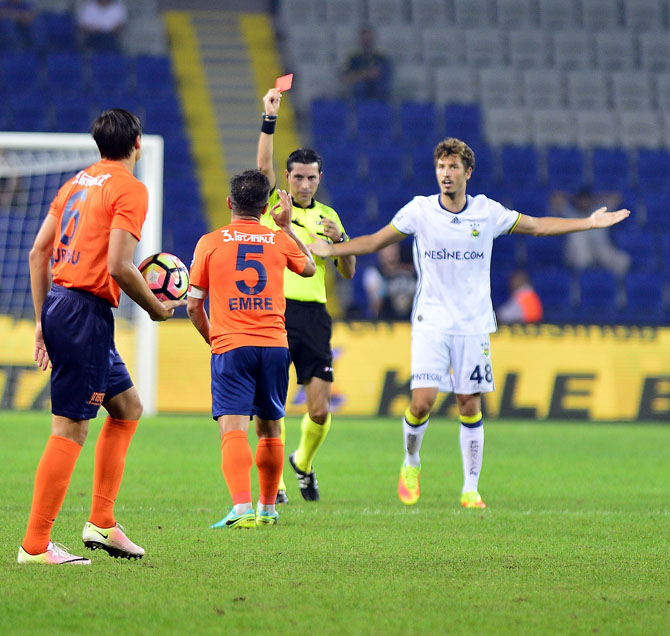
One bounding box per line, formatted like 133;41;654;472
211;346;291;421
42;284;133;421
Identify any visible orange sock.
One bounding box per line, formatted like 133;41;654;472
22;435;82;555
221;430;253;505
89;417;138;528
255;437;284;505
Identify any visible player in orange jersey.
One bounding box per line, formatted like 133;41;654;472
188;169;316;528
18;109;184;566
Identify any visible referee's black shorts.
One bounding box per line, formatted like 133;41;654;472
285;299;333;384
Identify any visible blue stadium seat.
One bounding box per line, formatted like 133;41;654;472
619;272;665;325
577;269;619;323
46;52;85;96
508;184;550;216
591;147;632;191
320;143;362;186
444;104;482;147
500;144;540;186
143;96;183;136
525;235;565;268
641;192;670;231
399;101;437;148
328;186;370;236
1;51;41;93
546;146;585;191
468;143;496;194
311;99;351;146
0;18;22;51
89;52;132;95
612;227;658;272
636;149;670;192
355;99;394;147
532;268;576;323
375;184;413;220
9;93;51;131
365;145;408;185
135;55;174;96
52;95;93;132
33;12;78;52
410;144;439;193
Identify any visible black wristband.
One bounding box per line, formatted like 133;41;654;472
261;113;277;134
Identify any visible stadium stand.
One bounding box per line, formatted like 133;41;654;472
275;0;670;324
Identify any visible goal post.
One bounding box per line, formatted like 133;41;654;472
0;132;164;415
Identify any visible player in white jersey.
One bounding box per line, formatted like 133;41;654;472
310;138;630;508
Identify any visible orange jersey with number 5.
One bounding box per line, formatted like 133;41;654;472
189;219;308;354
47;160;148;306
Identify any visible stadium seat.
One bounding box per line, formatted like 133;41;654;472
328;186;372;235
496;0;537;29
484;108;531;146
500;145;540;186
9;96;51;132
531;267;576;323
639;32;670;72
525;235;564;268
282;24;333;68
636;149;670;191
464;29;505;67
409;0;451;24
420;27;465;67
507;184;550;217
622;0;665;32
324;0;363;25
0;18;23;51
642;192;670;231
46;52;85;96
89;52;132;95
545;146;586;191
444;103;483;145
410;144;437;187
508;29;549;69
375;184;414;219
377;25;422;63
33;11;77;52
620;272;665;325
522;69;565;109
311;99;351;146
399;101;437;148
123;16;168;56
618;111;663;150
277;0;323;27
566;71;609;111
393;64;432;102
320;143;362;186
135;55;174;96
367;0;408;25
581;0;622;31
491;233;523;274
143;97;183;136
552;31;593;71
654;73;670;111
52;96;93;133
575;110;620;148
479;68;523;108
365;146;409;185
355;100;394;147
591;147;633;191
468;142;496;192
531;110;577;148
537;0;579;30
434;67;479;105
594;32;635;71
453;0;493;28
291;61;338;112
613;227;659;273
577;269;620;323
610;71;654;112
1;51;41;94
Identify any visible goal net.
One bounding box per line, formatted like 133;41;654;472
0;132;163;415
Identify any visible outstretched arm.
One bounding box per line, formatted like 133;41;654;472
256;88;281;190
310;223;406;258
513;206;630;237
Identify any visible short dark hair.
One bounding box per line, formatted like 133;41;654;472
91;109;142;160
433;138;475;173
229;170;271;217
286;148;322;173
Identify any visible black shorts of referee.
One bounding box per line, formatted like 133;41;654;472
285;299;334;384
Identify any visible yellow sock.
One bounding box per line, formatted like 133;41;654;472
278;417;286;492
295;413;331;473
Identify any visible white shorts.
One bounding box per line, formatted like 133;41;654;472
410;328;495;395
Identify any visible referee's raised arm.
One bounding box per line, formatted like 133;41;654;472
257;88;281;191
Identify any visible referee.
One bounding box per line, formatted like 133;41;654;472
257;88;356;503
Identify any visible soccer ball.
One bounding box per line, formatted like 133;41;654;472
139;252;189;302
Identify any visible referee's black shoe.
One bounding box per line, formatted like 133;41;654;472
288;452;320;501
275;489;289;505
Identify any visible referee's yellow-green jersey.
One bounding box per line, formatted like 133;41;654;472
260;189;346;304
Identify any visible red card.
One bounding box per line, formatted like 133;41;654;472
275;74;293;92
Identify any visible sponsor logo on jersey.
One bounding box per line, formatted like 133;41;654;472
423;249;484;261
451;217;461;224
73;171;112;187
221;229;276;244
412;372;443;382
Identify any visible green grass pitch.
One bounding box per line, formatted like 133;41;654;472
1;411;668;635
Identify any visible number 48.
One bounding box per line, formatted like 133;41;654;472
469;364;492;384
